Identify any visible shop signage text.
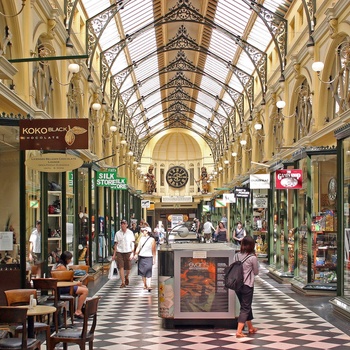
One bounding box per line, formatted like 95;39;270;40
25;153;83;172
20;119;88;150
250;174;270;189
96;170;128;190
162;196;193;203
275;169;302;189
234;186;250;198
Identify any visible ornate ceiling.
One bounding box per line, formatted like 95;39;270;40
75;0;296;162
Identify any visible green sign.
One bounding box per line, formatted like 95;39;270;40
68;171;73;187
96;170;128;190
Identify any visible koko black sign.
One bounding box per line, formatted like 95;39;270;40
19;119;88;150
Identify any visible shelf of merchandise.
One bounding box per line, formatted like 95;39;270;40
312;231;337;284
48;190;62;265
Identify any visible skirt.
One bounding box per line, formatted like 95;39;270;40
138;256;153;278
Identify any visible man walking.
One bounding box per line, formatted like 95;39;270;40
112;219;135;288
202;217;215;243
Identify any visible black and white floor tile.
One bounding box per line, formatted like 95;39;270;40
51;262;350;349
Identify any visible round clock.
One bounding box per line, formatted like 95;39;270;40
166;166;189;188
328;177;337;201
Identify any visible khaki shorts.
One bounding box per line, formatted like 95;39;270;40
116;252;132;270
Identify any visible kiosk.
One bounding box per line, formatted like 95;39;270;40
158;243;239;328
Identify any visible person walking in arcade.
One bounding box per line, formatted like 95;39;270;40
235;235;259;338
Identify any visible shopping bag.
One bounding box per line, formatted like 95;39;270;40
108;260;118;279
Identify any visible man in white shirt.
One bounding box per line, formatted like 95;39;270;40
112;219;135;288
29;220;41;262
202;218;215;243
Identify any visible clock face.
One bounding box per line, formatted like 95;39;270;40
166;166;189;188
328;178;337;201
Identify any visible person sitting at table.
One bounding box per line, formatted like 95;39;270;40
52;251;88;319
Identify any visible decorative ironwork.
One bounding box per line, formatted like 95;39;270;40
243;0;287;73
85;0;132;68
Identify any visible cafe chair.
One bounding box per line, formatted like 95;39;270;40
50;270;75;325
32;278;67;333
4;289;51;349
49;296;100;350
0;306;41;350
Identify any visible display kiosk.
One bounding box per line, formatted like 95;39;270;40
158;243;239;328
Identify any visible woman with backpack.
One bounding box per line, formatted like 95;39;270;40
235;235;259;338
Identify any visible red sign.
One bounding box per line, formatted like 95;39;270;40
275;169;303;189
19;119;88;150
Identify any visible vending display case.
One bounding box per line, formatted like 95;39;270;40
158;243;239;328
312;231;337;283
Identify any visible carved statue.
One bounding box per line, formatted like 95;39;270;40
146;165;157;194
198;166;209;194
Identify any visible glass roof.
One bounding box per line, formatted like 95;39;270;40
81;0;292;155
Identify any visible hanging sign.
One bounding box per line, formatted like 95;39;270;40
275;169;302;189
19;119;88;150
234;186;250;198
25;153;83;172
223;193;236;203
250;174;270;189
96;170;128;190
214;199;226;207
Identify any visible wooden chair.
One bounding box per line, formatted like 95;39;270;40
49;296;100;350
0;306;41;350
4;289;51;350
32;279;67;333
50;270;75;325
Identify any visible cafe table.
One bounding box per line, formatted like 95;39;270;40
57;280;80;288
19;305;56;338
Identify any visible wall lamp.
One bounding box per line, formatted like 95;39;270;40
0;0;26;17
276;100;296;118
254;122;262;130
240;139;247;147
92;102;101;111
56;63;81;85
110;122;117;133
312;41;350;84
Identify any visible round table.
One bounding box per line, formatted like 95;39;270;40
19;305;56;338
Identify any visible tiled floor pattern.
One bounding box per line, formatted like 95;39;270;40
52;263;350;349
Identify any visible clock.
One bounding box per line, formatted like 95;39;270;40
328;177;337;201
166;166;189;188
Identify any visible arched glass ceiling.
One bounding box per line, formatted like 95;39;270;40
81;0;292;156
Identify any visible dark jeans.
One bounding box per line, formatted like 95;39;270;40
236;284;254;323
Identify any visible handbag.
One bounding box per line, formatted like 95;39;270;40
108;260;118;279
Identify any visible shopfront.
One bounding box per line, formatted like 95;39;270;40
330;125;350;318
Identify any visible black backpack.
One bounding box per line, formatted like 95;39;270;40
224;254;253;291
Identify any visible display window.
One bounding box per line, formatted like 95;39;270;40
310;154;337;285
342;139;350;297
296;158;308;282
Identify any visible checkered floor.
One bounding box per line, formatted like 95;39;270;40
51;262;350;349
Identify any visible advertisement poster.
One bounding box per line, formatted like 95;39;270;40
159;276;175;318
275;169;303;189
179;257;229;313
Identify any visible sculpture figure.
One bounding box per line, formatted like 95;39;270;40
146;165;157;193
198;166;209;194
